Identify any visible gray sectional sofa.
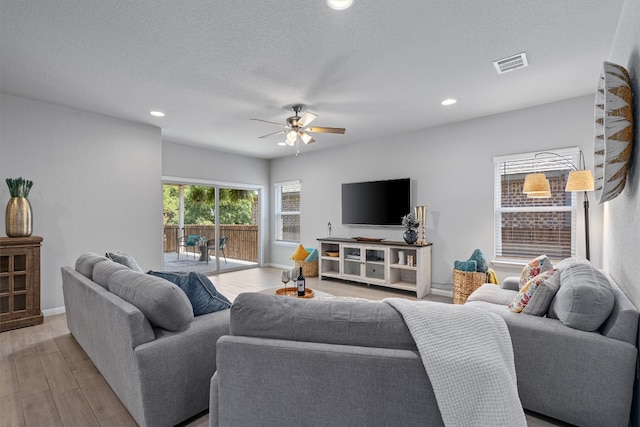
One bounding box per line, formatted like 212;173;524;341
211;257;638;427
61;253;230;427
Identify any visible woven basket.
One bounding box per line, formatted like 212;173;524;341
294;259;318;277
453;269;489;304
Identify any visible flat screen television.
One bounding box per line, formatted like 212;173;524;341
341;178;411;226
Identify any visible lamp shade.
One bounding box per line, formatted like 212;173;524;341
527;179;551;198
565;170;595;192
523;173;549;194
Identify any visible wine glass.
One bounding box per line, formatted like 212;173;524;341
280;269;291;296
291;267;298;295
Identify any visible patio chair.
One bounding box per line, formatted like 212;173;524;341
178;234;200;259
206;236;227;264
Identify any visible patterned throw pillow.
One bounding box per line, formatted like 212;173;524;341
519;255;553;289
508;269;557;313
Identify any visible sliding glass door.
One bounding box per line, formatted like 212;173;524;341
163;182;260;274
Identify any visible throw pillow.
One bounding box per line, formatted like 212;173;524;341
108;270;193;331
469;249;489;273
548;263;615;331
304;248;319;262
508;269;556;313
519;255;553;289
291;244;310;261
454;260;477;272
148;271;231;315
522;269;561;316
105;250;144;273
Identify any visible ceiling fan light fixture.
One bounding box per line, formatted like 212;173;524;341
286;130;298;144
326;0;353;10
300;133;314;144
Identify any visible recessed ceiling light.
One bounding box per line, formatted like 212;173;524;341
150;111;165;117
441;98;457;106
326;0;353;10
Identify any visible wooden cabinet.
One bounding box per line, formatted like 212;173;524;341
318;238;432;298
0;236;43;331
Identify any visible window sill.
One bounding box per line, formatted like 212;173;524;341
274;241;299;247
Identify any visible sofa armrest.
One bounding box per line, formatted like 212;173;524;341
213;336;444;427
501;276;520;291
134;310;230;427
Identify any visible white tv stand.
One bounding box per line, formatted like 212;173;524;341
317;238;432;298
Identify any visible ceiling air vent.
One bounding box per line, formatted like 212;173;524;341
493;52;528;74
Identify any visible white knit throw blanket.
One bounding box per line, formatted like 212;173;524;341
384;299;526;427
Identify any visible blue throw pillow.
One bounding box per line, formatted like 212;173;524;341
147;271;231;315
469;249;489;273
304;248;319;262
454;260;477;272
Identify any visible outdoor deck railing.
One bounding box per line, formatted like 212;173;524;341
164;225;258;262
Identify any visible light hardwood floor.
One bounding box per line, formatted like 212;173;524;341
1;267;561;427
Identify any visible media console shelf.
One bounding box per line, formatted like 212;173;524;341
317;238;432;298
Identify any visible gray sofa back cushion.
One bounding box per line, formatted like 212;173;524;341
75;252;110;279
231;293;417;350
108;270;194;332
548;263;614;332
92;260;131;289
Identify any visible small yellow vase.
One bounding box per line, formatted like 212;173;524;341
5;197;32;237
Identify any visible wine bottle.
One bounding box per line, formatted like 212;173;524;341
297;266;306;296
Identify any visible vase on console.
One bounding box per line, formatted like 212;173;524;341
401;212;419;245
5;177;34;238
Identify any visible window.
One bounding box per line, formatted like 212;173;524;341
275;180;300;242
494;148;579;261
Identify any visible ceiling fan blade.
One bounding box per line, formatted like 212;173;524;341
305;126;346;134
300;132;315;144
297;112;317;128
258;130;286;139
250;118;288;128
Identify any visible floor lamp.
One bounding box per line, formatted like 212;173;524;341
522;151;594;260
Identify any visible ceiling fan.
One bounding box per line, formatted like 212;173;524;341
251;104;346;154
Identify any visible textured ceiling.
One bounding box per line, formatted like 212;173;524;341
0;1;625;159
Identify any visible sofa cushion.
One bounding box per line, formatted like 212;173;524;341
520;255;553;289
230;292;417;350
509;269;556;313
522;269;561;316
92;260;131;289
75;253;110;279
466;284;518;306
548;263;615;332
106;250;144;272
147;271;231;316
108;270;194;331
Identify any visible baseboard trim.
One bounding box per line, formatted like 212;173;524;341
43;306;66;316
430;288;453;297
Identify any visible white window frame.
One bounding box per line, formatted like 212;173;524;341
274;180;301;244
493;147;579;262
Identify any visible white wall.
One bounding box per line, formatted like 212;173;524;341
0;93;163;312
271;95;602;285
605;0;640;307
161;140;271;264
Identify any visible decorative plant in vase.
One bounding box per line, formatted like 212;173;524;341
401;212;419;244
5;177;34;237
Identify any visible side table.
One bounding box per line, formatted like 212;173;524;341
0;236;44;331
